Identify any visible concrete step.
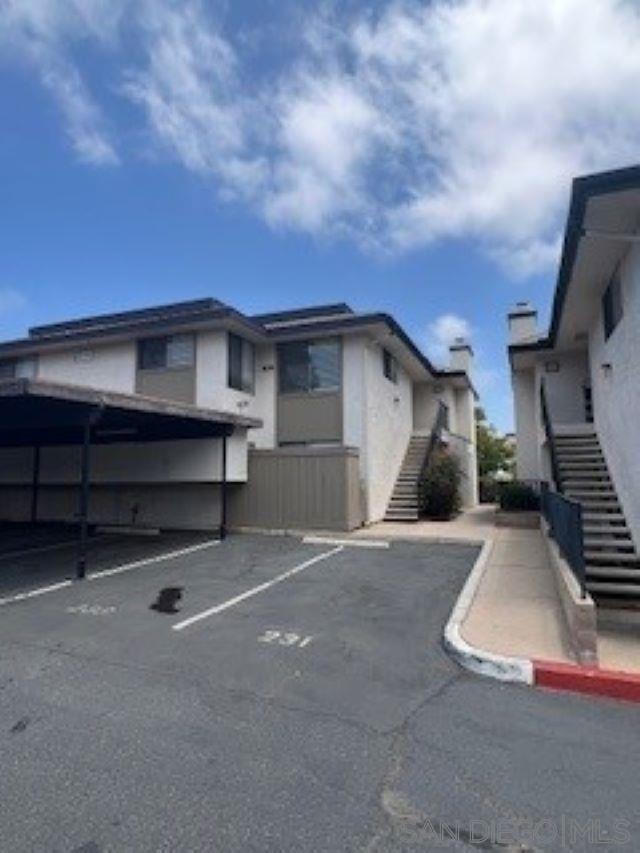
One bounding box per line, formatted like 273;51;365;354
573;499;622;512
584;537;635;551
565;488;617;498
583;525;631;537
587;581;640;597
585;550;640;564
587;566;640;580
563;479;612;488
558;463;608;472
384;512;419;521
583;513;626;524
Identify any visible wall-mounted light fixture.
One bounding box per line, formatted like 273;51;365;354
544;361;560;373
601;362;613;378
261;364;275;371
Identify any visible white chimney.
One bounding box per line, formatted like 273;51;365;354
508;302;538;344
449;337;474;373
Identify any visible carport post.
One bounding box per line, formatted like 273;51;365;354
30;445;40;524
220;425;234;541
77;407;102;579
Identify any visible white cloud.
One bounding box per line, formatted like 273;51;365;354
0;288;27;317
0;0;122;165
4;0;640;273
426;313;472;363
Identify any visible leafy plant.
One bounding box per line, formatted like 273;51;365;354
498;481;540;512
419;450;461;520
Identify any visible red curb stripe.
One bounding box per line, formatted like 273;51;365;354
534;660;640;703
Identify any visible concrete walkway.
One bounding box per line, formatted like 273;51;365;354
353;504;497;543
357;507;640;677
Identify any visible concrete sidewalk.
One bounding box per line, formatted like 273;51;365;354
459;526;640;676
353;505;497;544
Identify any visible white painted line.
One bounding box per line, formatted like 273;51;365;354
443;539;534;685
0;580;73;607
303;536;389;549
0;537;102;562
88;539;220;580
173;546;344;632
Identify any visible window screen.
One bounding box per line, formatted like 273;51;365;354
278;338;341;393
228;333;255;393
603;273;623;340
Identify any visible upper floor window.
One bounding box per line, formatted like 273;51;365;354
278;337;341;393
603;272;623;340
382;349;398;383
228;333;255;393
0;357;37;379
138;334;195;370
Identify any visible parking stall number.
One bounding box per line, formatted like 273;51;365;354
258;630;313;649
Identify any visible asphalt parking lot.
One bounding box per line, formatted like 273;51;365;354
0;532;639;852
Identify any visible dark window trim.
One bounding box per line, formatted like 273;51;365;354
137;334;195;371
228;332;256;394
277;337;342;395
602;268;623;341
382;348;398;384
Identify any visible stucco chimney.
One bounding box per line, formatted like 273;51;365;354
508;302;538;344
449;337;474;373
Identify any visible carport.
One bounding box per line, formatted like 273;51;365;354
0;379;260;578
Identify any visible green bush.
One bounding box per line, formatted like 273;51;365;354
479;477;499;504
498;481;540;512
419;450;461;520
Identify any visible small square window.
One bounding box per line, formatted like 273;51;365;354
382;349;398;383
603;273;623;340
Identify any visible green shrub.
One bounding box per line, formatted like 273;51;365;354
498;481;540;512
419;450;461;520
479;477;499;504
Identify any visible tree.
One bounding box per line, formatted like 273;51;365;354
475;407;515;480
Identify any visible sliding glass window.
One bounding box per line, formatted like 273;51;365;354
278;338;341;393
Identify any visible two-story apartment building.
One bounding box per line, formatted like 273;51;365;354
509;165;640;599
0;298;477;534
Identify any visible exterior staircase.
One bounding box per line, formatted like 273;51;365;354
555;430;640;599
384;434;432;522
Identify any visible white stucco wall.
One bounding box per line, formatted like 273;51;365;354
537;350;590;425
589;242;640;549
512;368;540;480
362;341;413;522
195;331;274;448
452;387;478;506
0;432;248;486
37;341;137;393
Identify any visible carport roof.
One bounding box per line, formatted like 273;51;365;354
0;378;262;447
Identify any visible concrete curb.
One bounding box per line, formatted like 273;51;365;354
443;538;534;685
443;539;640;703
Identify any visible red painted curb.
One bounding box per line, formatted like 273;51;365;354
534;660;640;703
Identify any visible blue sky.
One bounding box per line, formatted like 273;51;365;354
2;0;639;431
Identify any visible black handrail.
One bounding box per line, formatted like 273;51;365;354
541;482;587;598
417;401;448;509
540;379;561;491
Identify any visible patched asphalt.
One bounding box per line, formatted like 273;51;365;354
0;533;638;852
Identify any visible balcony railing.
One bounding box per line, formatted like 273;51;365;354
540;482;586;598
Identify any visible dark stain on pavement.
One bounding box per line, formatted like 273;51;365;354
150;586;184;614
10;716;30;734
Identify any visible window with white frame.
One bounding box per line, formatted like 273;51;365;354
228;333;255;393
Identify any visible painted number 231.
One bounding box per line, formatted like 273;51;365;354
258;630;313;648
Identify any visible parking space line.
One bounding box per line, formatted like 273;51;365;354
303;536;389;549
172;545;344;632
0;580;73;606
88;540;220;580
0;536;108;562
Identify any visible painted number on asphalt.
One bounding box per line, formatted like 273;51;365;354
66;604;116;616
258;630;313;648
